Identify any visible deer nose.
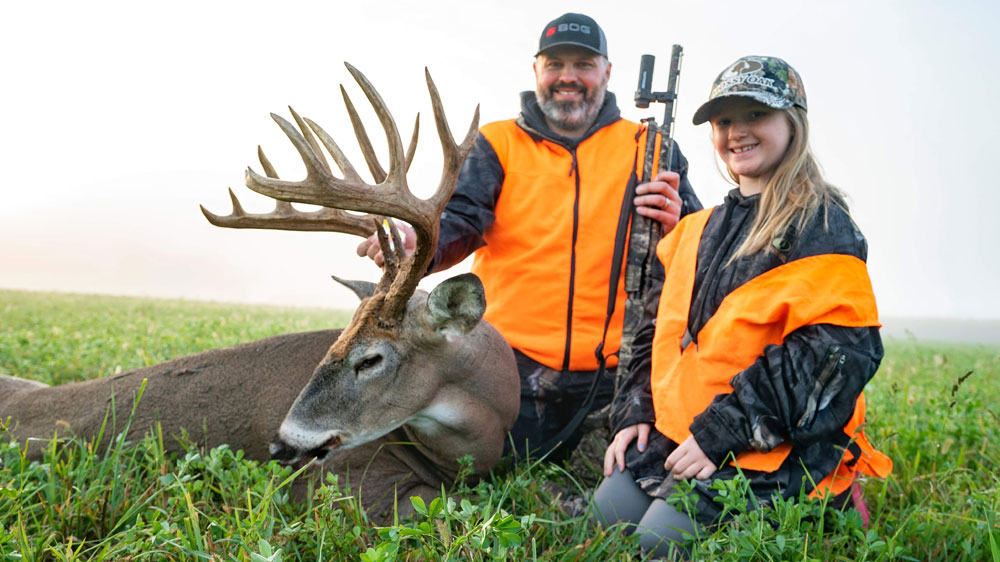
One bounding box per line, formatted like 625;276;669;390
269;439;299;462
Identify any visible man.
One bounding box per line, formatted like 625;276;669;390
360;13;701;461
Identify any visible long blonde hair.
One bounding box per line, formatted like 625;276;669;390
724;106;846;261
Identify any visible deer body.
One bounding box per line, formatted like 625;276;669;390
1;329;335;461
1;280;518;520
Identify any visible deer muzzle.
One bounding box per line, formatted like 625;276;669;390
269;433;343;467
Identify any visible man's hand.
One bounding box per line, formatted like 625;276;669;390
634;170;682;234
663;435;716;480
603;423;651;476
355;221;417;267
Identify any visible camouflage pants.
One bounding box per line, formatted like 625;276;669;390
503;348;616;463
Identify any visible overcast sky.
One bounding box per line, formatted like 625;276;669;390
1;0;997;320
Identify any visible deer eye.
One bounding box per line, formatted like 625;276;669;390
354;354;383;374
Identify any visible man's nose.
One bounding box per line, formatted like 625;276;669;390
557;66;580;83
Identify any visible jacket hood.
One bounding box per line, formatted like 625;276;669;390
516;90;622;148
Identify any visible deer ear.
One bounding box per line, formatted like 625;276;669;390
426;273;486;336
331;276;376;300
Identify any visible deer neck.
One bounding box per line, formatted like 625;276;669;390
400;321;519;474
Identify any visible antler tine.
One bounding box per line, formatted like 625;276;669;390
200;190;376;236
372;217;399;295
288;106;331;174
258;145;300;218
341;84;386;183
424;67;481;213
257;145;280;178
342;82;421;182
201;147;378;236
343;63;409;193
245;112;350;206
404;114;420;173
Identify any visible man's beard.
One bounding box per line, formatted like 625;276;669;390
535;76;608;135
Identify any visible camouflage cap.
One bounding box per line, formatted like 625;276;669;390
692;55;806;125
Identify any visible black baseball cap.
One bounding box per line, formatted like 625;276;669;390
536;13;607;57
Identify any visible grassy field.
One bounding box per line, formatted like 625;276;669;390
1;289;998;560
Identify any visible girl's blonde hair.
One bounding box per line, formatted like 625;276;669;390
723;106;847;261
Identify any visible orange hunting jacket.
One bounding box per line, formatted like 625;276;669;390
430;92;702;372
470;117;647;371
650;207;892;497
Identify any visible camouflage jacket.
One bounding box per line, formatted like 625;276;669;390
611;188;884;470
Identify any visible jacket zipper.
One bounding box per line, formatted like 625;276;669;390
562;148;581;371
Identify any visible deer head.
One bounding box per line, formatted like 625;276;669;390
201;64;501;469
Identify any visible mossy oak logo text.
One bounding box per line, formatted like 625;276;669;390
713;59;775;96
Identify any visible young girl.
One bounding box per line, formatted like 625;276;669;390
592;56;892;557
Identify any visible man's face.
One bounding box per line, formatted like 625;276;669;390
533;46;611;136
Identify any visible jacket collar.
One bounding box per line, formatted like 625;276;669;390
515;91;622;149
724;187;761;209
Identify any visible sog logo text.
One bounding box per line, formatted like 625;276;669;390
547;23;591;36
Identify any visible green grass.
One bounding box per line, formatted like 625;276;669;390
0;290;348;385
1;289;998;560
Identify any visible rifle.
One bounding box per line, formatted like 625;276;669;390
539;46;685;456
616;45;684;387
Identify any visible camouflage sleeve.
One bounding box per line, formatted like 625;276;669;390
427;133;504;274
689;324;884;466
610;257;665;434
670;141;702;217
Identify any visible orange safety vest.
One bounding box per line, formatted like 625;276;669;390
471;118;658;371
650;209;892;497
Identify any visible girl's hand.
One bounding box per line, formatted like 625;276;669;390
603;423;651;476
663;435;716;480
634;170;682;234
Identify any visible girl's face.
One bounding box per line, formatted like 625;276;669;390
710;97;792;194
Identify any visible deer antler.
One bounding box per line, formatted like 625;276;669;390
202;63;479;332
201;145;376;237
200;104;385;237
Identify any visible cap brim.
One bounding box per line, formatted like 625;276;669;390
535;41;606;57
691;92;794;125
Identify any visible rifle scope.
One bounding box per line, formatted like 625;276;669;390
634;54;656;108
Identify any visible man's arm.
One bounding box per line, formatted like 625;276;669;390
428;132;505;273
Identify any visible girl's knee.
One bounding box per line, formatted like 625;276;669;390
636;498;697;559
591;469;652;529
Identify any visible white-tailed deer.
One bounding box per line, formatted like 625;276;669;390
0;64;519;522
